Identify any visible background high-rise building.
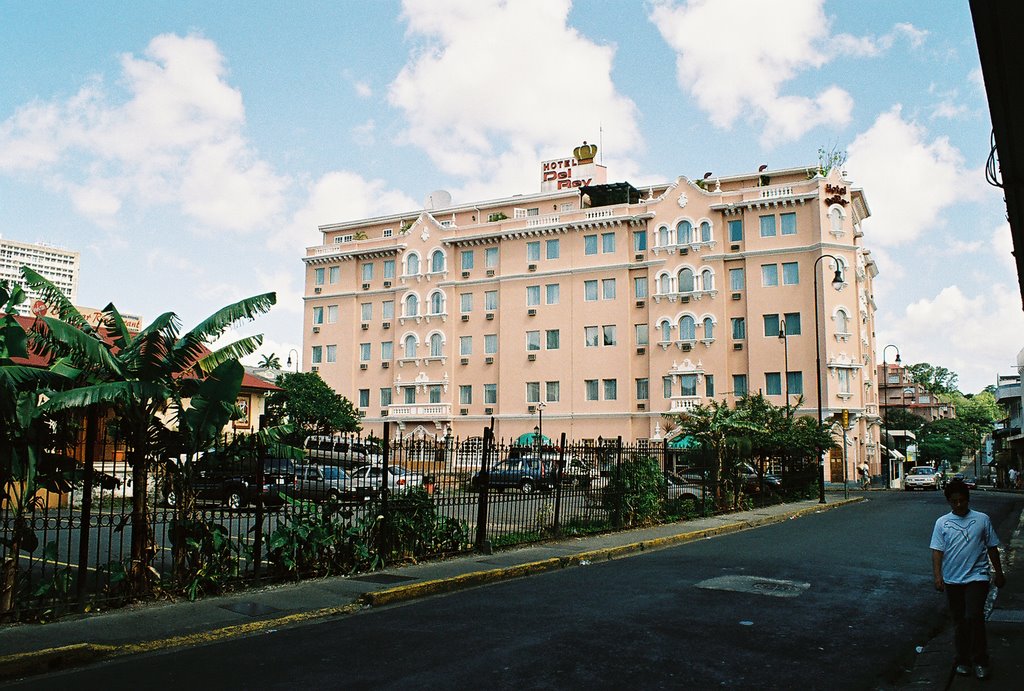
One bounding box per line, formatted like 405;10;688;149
301;145;883;483
0;236;80;315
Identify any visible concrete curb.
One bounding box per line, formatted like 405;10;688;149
0;497;861;681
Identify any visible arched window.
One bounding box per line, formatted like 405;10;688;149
429;333;443;357
430;249;445;273
676;220;692;245
835;309;850;334
659;320;673;343
406;253;420;276
429;291;444;315
658;225;670;247
701;268;714;291
657;273;672;294
829;206;844;234
678;268;695;293
403;335;417;358
703;317;714;340
404;294;419;317
679;315;696;340
700;221;711;243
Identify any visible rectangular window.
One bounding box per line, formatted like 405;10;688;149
460;336;472;356
761;264;779;287
381;341;393;360
326;345;337;363
329;266;340;284
383;260;396;279
728;219;743;242
461;250;474;270
636;378;649;400
784;312;802;336
311;346;323;364
635;323;649;346
705;374;715;397
787;371;803;395
359;343;370;361
484;384;497;404
485;247;499;268
359;389;370;407
759;215;776;237
584;325;599;347
584;234;598;255
382;300;395;319
380;388;392;407
312;307;324;325
546;239;560;259
584;280;598;301
680;374;697;397
460;293;472;313
602;325;617;346
601;232;616;253
314;268;325;285
780;212;797;235
429;385;441;404
327;305;338;323
545;381;560;402
763;313;781;337
459;385;472;405
633;230;647;252
404;386;416;405
782;261;799;285
484;334;498;354
663;376;672;399
526;285;540;306
545;329;560;349
729;268;745;291
526;382;540;404
602;278;616;300
545;283;560;305
526;331;540;351
585;379;599;401
733;374;748;397
603;379;618;400
765;372;782;396
360;303;372;321
634;276;648;299
838;368;852;394
732;317;746;340
361;263;373;281
526;241;541;262
484;291;498;311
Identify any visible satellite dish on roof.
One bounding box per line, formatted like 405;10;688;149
425;190;452;210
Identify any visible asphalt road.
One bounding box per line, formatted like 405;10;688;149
13;490;1023;691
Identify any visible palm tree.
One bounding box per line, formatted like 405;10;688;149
24;268;275;596
258;353;282;370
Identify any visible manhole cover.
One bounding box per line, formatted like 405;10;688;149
219;602;282;617
696;575;810;598
349;573;418;584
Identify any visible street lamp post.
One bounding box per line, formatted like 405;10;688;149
814;253;846;504
285;348;300;373
881;344;901;489
535;401;546;455
778;321;790;416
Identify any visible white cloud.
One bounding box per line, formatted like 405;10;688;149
834;22;927;57
354;82;372;99
352;119;376;147
991;222;1016;276
969;68;985;92
649;0;852;145
0;33;288;232
389;0;642;181
847;106;979;246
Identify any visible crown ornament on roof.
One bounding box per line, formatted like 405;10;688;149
573;141;597;164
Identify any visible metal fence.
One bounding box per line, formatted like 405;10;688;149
1;421;818;621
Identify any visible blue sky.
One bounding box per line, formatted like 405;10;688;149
0;0;1019;394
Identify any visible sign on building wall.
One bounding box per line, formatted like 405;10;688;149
539;141;607;192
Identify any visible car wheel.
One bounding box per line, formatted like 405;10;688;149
164;490;177;508
327;489;340;501
225;490;245;509
520;479;535;494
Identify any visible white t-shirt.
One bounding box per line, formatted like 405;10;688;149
929;509;1000;584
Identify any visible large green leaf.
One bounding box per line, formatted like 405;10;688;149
36;317;125;378
119;312;180;378
21;267;93;332
41;380;171;413
99;302;133;352
183;292;276;345
180;359;244;449
0;365;68;392
197;335;264;374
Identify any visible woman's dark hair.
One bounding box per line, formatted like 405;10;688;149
944;478;970;500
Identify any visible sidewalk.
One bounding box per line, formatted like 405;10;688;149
0;498;858;682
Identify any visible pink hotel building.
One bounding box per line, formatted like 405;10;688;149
303;144;883;482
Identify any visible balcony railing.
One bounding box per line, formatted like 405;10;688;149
386;404;452;419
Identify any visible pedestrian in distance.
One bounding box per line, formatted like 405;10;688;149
930;478;1006;680
858;462;870;490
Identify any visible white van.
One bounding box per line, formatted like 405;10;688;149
304;436;383;467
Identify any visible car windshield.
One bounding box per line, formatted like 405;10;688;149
321;467;346;480
911;467;935;475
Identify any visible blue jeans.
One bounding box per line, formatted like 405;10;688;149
945;580;990;665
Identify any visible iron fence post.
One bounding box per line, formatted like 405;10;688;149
474;422;493;551
552;432;566;536
380;422;391;560
76;408;98;609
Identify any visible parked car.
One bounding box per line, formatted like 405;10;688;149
738;463;783;494
905;465;941;491
304;436;383;467
470;457;556;494
348;464;424;498
561;458;600;488
950;472;977;490
665;472;707;504
292;464;359;502
162;455;297;509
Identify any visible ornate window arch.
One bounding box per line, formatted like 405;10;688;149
677;267;695;293
430;248;446;273
402;333;418;358
428;290;445;315
701;315;715;340
657;225;671;247
833;306;852;340
699;220;712;243
428;332;444;357
700;268;714;292
678;314;696;340
828;205;846;236
656;272;673;295
676;220;693;245
657;318;674;343
403;293;419;317
405;251;421;277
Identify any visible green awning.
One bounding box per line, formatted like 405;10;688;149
667;435;700;449
516;432;552;446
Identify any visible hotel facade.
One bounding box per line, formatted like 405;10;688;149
302;145;884;482
0;236;79;316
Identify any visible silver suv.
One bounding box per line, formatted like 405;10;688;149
304;436;383;467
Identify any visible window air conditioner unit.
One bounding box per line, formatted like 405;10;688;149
383;281;392;288
485;357;494;364
527;309;537;316
733;343;743;350
730;244;741;251
635;253;644;261
360;363;368;370
681;295;690;303
682;343;692;352
731;292;741;300
527;405;536;414
382;322;391;329
486;269;495;277
528;264;537;272
381;410;389;417
484;407;494;415
461;314;469;322
486;313;494;320
460;408;468;416
312;326;320;333
360;323;368;330
527;353;536;361
637;402;646;410
460;357;469;365
635;300;645;308
636;346;646;355
462;271;470;278
381;361;390;369
362;283;370;290
314;288;322;294
680;247;688;255
311;365;319;371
